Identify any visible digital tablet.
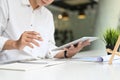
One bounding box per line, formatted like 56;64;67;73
52;37;98;51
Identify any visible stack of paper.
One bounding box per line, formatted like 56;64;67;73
0;60;65;71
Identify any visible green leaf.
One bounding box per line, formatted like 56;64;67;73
103;28;120;46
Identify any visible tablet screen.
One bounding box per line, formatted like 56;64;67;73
52;37;98;51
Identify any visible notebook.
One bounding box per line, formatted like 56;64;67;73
0;60;65;71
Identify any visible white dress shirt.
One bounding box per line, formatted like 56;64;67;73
0;0;60;61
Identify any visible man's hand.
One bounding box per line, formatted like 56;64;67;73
64;40;90;58
54;40;90;58
14;31;43;50
3;31;43;50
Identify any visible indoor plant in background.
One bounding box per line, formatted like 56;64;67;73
103;28;120;55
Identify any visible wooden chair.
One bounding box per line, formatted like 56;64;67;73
106;35;120;64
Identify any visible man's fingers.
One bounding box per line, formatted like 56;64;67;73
25;31;40;35
25;38;32;42
27;43;34;48
17;31;42;50
77;42;83;47
31;40;40;47
26;34;43;41
25;38;40;47
82;40;90;46
24;31;42;39
69;45;75;49
23;31;43;41
77;40;90;46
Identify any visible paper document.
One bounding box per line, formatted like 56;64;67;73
101;55;120;62
52;37;98;51
0;63;45;71
72;55;120;62
19;60;65;67
0;60;65;71
72;56;103;62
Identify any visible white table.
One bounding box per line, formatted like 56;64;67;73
0;49;120;80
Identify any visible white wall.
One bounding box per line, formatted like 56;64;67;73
92;0;120;50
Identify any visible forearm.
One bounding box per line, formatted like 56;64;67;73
2;40;17;50
54;50;71;59
54;51;65;58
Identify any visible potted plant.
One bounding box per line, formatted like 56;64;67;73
103;28;120;55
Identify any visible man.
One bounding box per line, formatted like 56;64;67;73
0;0;90;61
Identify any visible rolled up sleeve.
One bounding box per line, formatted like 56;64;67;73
45;13;62;58
0;36;8;51
0;0;9;51
47;41;61;58
47;29;60;58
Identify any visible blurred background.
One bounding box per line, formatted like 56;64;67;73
47;0;120;50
